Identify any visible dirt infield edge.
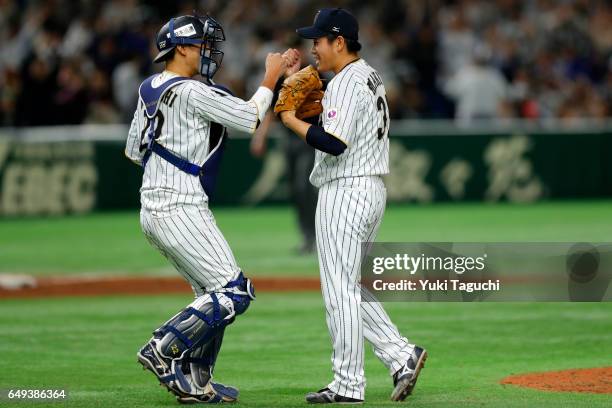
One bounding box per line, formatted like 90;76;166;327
500;367;612;394
0;275;320;299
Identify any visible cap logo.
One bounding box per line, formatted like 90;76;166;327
159;40;166;48
167;23;197;38
332;27;340;32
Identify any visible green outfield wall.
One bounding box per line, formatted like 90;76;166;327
0;121;610;216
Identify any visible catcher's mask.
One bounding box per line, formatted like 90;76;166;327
154;14;225;82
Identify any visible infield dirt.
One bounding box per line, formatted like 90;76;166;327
501;367;612;394
0;275;320;299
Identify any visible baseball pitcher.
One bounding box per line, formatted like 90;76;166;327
276;8;428;404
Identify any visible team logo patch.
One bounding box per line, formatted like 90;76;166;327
327;108;338;121
167;23;197;38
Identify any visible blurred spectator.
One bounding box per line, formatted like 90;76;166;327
59;14;95;58
54;59;88;124
1;0;612;127
0;69;20;125
437;3;479;83
86;67;120;124
15;56;57;126
112;55;146;121
443;44;509;123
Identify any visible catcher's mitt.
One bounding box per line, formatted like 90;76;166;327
274;65;322;116
296;89;324;119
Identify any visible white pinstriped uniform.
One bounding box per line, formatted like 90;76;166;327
313;59;414;400
125;71;262;296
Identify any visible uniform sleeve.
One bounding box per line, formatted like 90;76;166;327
189;83;261;134
321;79;365;146
306;125;347;156
125;105;144;166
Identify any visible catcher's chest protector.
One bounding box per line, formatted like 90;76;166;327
138;74;228;199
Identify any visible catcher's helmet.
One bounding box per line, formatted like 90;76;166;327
153;14;225;81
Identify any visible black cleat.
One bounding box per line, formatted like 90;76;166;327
137;341;187;397
305;388;363;404
390;346;427;401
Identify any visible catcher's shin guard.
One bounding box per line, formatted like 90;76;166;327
187;329;226;389
168;329;226;395
154;293;235;361
152;273;256;395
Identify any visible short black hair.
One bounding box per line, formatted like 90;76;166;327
162;48;176;63
162;44;199;63
325;34;362;53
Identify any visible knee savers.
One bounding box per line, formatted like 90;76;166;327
154;273;255;360
222;272;256;315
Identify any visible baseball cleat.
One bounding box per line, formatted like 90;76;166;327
137;341;187;397
305;388;363;404
390;346;427;401
176;381;239;404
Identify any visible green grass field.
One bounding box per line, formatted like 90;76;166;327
2;201;612;276
1;201;612;407
1;294;611;407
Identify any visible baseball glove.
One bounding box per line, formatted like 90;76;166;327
274;65;322;116
296;89;324;119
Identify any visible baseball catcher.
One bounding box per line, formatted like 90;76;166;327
125;13;298;404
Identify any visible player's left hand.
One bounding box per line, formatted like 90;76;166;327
296;90;324;119
282;48;301;77
274;65;322;117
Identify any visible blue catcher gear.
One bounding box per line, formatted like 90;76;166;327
137;340;185;396
148;273;255;395
137;338;239;402
153;14;225;81
138;79;233;200
176;381;239;404
137;339;239;404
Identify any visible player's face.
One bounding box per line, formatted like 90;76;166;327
186;45;202;73
311;37;335;71
175;44;201;76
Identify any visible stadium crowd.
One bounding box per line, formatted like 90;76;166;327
1;0;611;126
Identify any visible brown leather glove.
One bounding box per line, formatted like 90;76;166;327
296;89;324;119
274;65;323;116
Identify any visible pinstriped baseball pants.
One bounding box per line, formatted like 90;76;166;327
140;204;241;296
316;176;414;400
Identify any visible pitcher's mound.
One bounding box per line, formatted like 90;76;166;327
501;367;612;394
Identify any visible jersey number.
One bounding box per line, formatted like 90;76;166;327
139;111;165;152
376;96;389;140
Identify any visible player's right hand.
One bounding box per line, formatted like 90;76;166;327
265;52;287;80
282;48;301;77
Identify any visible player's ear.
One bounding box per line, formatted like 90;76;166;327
176;45;188;57
335;36;345;53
